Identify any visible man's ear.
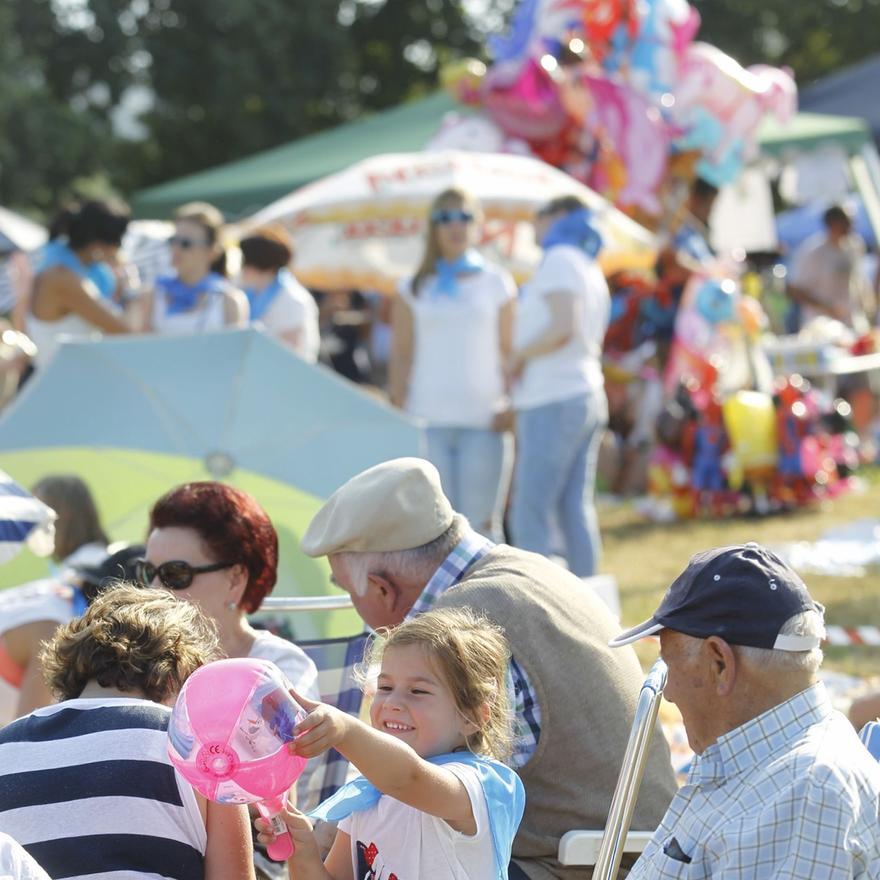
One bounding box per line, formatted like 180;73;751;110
705;636;737;696
366;572;401;612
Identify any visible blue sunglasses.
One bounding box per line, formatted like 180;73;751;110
431;208;475;225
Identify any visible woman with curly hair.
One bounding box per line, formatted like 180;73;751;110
139;481;318;700
0;584;255;880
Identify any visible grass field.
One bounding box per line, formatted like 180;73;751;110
602;472;880;681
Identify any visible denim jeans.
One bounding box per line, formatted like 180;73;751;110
425;425;513;541
511;392;607;577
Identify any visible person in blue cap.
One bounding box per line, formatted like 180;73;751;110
610;542;880;879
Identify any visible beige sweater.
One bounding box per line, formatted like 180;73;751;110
437;545;677;880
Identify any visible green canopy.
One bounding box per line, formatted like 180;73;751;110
757;111;871;159
132;93;873;219
133;92;460;219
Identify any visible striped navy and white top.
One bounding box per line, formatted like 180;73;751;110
0;697;206;880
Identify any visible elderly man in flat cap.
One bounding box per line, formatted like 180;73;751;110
301;457;676;880
611;543;880;879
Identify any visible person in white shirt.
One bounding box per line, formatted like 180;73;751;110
788;205;873;334
389;188;516;541
509;195;610;577
239;226;320;362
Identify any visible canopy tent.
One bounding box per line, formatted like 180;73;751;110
798;54;880;144
132;92;874;220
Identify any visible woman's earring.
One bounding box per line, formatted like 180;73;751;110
226;600;238;611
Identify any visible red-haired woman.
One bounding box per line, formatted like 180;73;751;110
140;482;318;701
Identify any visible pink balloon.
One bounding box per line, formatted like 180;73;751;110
168;657;308;861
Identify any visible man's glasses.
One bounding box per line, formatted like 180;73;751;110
431;209;475;226
169;235;206;250
136;558;233;591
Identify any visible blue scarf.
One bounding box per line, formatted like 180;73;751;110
245;270;287;321
433;249;486;298
540;208;603;259
156;272;225;315
38;240;116;299
309;752;524;879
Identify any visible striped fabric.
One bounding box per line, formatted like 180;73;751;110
0;255;16;315
297;632;370;811
0;698;206;880
0;470;56;564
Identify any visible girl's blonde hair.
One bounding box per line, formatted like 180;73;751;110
360;607;513;761
411;188;481;297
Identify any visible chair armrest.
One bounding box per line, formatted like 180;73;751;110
558;830;653;866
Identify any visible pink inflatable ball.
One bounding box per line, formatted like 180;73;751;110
167;657;307;806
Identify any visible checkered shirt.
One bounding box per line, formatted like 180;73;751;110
406;529;543;769
630;682;880;879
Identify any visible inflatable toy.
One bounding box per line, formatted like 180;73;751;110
167;658;308;861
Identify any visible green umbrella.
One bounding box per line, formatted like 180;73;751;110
0;330;424;637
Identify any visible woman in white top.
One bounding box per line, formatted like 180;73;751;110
239;225;320;361
27;200;133;369
390;188;515;540
508;195;610;577
140;202;248;335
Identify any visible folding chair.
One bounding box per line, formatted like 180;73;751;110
261;595;367;812
558;658;666;878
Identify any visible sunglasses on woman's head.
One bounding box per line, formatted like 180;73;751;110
431;209;475;225
135;558;233;591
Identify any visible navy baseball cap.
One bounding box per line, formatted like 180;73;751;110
609;543;825;651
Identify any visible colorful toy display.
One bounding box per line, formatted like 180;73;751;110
167;657;308;861
646;377;858;520
437;0;796;215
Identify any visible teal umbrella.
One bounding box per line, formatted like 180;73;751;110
0;329;423;636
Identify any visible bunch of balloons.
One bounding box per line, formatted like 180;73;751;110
646;376;859;520
432;0;797;217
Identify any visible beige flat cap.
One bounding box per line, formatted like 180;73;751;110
300;457;454;557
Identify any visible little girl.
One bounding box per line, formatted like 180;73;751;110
257;607;525;879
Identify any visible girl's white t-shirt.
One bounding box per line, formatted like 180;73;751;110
338;762;494;879
400;265;515;428
513;244;610;410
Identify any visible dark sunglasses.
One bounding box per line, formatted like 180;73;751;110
431;208;475;226
169;235;207;250
136;558;233;591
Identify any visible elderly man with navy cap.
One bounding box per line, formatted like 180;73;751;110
611;543;880;880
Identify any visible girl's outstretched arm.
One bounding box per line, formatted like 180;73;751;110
290;690;477;833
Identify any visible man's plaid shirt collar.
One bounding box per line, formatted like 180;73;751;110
691;682;831;785
406;529;494;620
